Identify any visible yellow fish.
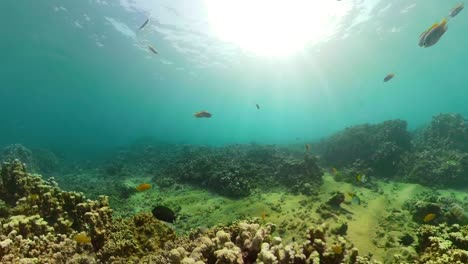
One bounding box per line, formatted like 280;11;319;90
261;211;267;222
356;174;367;183
331;245;343;254
423;213;436;222
73;233;91;244
332;168;338;175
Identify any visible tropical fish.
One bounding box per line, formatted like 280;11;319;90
383;73;395;82
261;211;267;222
305;144;311;151
351;195;361;205
136;183;152;191
331;245;343;254
331;167;338;175
346;192;361;205
73;233;91;244
194;111;212;118
148;45;158;54
419;19;448;48
29;194;39;201
138;18;150;31
449;3;464;18
356;174;367;183
423;213;436;222
256;104;260;110
152;205;176;223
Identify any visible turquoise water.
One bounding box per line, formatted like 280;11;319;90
1;0;467;158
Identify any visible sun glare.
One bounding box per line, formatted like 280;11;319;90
203;0;349;57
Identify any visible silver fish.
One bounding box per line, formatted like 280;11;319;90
138;18;150;31
449;3;464;18
148;45;158;55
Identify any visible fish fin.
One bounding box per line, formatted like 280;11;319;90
425;22;439;32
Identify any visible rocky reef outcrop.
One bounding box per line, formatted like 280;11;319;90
397;114;468;187
316;114;468;188
0;144;60;175
315;119;411;179
157;145;323;198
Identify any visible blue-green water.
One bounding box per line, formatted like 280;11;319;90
1;0;467;158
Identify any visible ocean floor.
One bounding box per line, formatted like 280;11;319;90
58;171;468;262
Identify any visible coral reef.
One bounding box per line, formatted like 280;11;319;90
398;148;468;186
153;220;377;264
0;159;382;263
397;114;468;187
404;191;468;226
316;114;468;188
417;224;468;263
415;113;468;152
0;144;60;175
158;145;323;198
315;120;411;178
0;160;175;263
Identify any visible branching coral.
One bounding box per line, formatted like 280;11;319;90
417;224;468;263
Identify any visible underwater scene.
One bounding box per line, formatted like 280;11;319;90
2;0;468;263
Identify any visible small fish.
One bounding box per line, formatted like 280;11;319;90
138;18;150;31
152;205;176;223
331;245;343;254
423;213;436;222
383;73;395;82
261;211;267;222
256;104;260;110
346;192;361;205
136;183;152;191
449;3;464;18
331;167;338;175
148;45;158;54
73;233;91;244
351;195;361;205
194;111;212;118
419;19;448;48
356;174;367;183
29;194;39;201
305;144;311;151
